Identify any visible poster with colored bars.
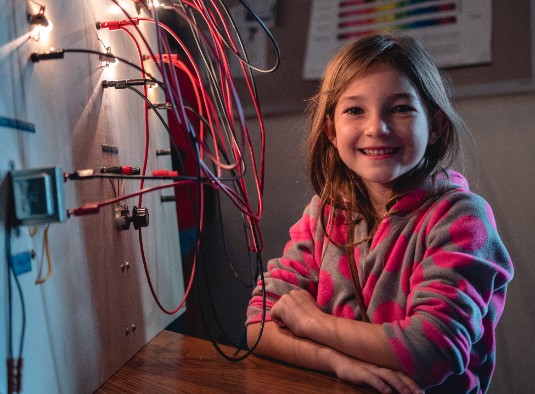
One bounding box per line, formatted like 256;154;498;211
303;0;492;80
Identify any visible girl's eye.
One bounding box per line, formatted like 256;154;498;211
346;107;364;115
392;105;414;113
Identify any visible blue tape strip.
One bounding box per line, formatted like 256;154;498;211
12;250;33;276
0;116;36;133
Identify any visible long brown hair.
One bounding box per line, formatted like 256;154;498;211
306;33;470;240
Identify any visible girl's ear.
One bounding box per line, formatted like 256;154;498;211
428;111;445;145
325;118;337;147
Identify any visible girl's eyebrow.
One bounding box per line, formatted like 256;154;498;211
390;92;418;101
339;92;418;103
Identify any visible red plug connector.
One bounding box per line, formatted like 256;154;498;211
152;169;178;177
96;18;140;31
101;166;140;175
68;203;100;217
143;54;179;64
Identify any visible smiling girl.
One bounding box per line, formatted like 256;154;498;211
246;34;513;393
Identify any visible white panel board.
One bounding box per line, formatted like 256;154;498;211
1;1;185;393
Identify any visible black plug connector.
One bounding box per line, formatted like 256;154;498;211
102;78;156;89
30;48;65;63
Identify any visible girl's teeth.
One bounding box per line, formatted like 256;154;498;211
363;148;395;155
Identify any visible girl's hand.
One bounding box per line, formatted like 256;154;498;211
330;351;424;394
270;289;323;338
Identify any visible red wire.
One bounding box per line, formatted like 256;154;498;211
110;18;195;315
182;1;266;251
102;1;270;317
196;1;266;212
117;26;150;208
138;229;195;315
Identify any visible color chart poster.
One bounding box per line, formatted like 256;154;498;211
303;0;492;80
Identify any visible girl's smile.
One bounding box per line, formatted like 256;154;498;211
359;146;400;158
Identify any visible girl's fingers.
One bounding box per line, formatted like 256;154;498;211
395;371;425;394
338;361;423;394
371;367;412;394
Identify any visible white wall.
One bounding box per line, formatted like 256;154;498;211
1;1;184;393
456;93;535;394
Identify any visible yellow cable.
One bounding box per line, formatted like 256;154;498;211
29;225;38;237
35;224;52;285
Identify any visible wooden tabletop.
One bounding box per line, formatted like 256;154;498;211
97;330;376;393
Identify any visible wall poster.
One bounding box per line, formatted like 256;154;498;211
303;0;492;80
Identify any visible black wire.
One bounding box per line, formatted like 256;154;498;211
171;2;254;150
123;85;243;181
108;178;118;198
191;0;280;73
124;85;183;158
213;190;255;288
165;55;266;358
6;199;13;358
70;173;200;181
193;151;266;358
196;230;243;349
114;0;269;361
123;77;244;183
155;0;269;363
181;103;247;179
60;48;165;89
5;172;27;359
68;172;245;183
196;236;266;362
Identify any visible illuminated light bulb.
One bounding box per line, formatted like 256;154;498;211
108;1;133;15
148;0;171;8
30;21;53;41
147;81;158;89
109;57;119;67
99;47;119;68
27;6;53;41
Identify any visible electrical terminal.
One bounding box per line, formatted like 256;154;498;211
68;203;100;217
114;205;149;230
30;48;65;62
155;148;171;156
27;4;53;41
114;205;130;230
160;195;176;203
132;0;173;13
153;102;173;110
98;47;118;67
102;79;157;89
100;166;140;175
64;169;95;180
102;144;119;154
7;357;23;394
143;54;179;63
95;18;140;31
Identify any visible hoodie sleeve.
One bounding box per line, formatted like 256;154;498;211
383;191;513;389
246;196;324;325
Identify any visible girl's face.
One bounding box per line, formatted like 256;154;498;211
326;63;439;197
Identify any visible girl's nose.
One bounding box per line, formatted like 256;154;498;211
365;112;390;136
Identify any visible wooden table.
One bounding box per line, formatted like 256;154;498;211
97;330;376;393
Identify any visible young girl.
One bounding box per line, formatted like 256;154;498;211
246;33;513;393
